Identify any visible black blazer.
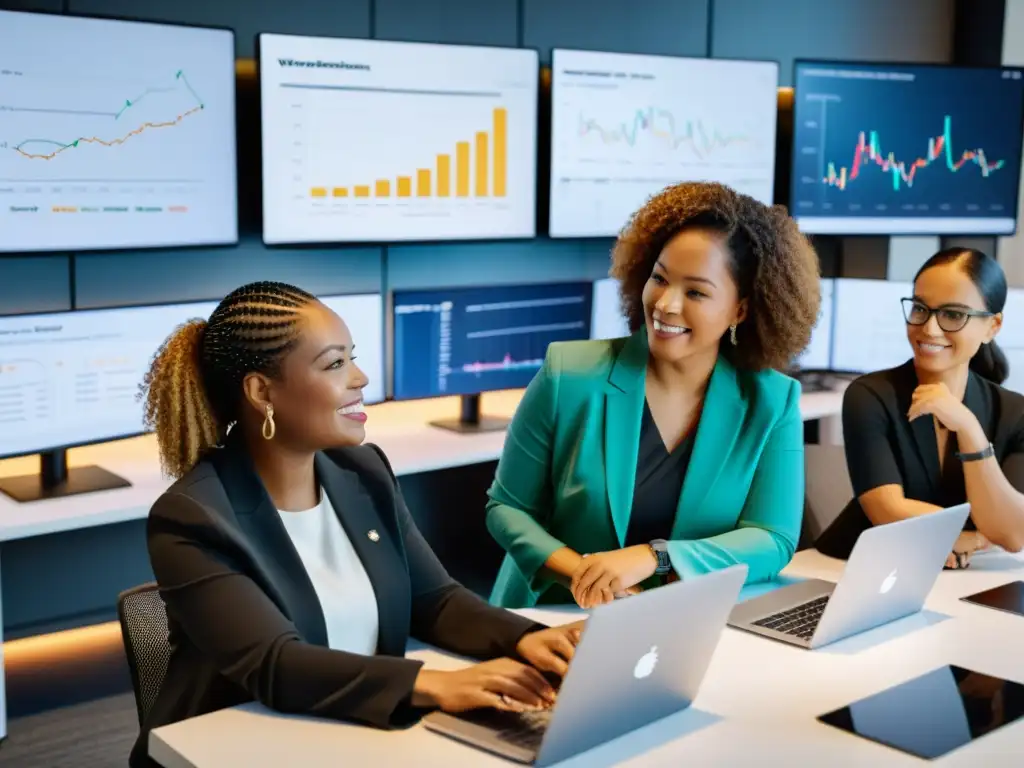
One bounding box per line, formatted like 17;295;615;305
129;436;542;768
815;361;1024;559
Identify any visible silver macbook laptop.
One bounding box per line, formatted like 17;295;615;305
729;503;970;649
423;563;747;766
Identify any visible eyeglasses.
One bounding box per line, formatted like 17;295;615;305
901;298;994;333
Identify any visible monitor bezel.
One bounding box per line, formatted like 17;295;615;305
789;57;1024;238
254;32;541;248
0;290;385;461
0;8;241;256
546;47;782;240
388;279;594;402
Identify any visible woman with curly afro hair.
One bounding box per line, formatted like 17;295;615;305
487;182;821;609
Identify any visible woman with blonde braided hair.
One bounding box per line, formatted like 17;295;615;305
129;281;580;768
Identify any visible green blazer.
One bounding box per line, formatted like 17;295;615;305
486;328;805;608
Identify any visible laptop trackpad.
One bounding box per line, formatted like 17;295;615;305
818;665;1024;759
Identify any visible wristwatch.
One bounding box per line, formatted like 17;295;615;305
956;443;995;462
649;539;672;575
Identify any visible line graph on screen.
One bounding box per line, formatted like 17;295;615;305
5;70;205;161
822;115;1006;192
576;107;755;160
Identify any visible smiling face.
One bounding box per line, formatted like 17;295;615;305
246;300;370;450
641;228;747;366
907;261;1001;377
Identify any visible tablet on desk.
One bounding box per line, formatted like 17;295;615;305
961;580;1024;618
817;665;1024;759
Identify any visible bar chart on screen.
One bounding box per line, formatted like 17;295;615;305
258;34;538;244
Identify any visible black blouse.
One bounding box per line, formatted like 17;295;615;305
625;401;696;546
815;360;1024;559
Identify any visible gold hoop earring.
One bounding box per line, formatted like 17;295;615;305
729;325;738;346
262;405;276;441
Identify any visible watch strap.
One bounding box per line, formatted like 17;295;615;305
956;443;995;462
649;539;672;575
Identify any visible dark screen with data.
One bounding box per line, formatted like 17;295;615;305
791;61;1024;235
392;282;592;400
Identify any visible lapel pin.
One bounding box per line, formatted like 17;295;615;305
367;529;380;542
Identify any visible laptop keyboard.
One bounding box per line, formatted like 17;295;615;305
752;595;830;640
457;707;552;751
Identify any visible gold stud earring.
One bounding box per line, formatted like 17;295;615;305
729;325;738;346
262;404;276;440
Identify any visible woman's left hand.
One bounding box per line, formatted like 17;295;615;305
570;546;659;608
945;531;990;569
515;623;584;678
908;383;980;435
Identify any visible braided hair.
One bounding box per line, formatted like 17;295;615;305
140;281;317;479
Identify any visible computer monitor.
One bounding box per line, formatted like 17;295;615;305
793;278;835;372
318;293;385;406
998;288;1024;397
392;282;592;432
830;278;912;375
0;10;238;253
549;49;779;238
791;60;1024;236
590;277;630;340
0;292;384;503
258;33;539;245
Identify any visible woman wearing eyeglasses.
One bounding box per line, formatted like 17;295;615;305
816;248;1024;567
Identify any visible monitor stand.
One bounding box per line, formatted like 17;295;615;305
428;394;510;434
0;449;131;503
792;370;833;394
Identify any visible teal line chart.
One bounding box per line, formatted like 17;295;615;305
822;115;1006;192
4;70;205;161
575;107;754;159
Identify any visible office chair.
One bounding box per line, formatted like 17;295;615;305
117;582;171;726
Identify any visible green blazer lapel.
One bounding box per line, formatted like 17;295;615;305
604;329;648;546
672;356;745;539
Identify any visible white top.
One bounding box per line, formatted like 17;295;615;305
276;489;380;656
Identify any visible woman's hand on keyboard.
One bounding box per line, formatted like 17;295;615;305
411;659;557;713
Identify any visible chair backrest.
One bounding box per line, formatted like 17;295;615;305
117;582;171;727
803;444;854;543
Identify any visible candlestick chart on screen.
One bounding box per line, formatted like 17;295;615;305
821;116;1005;193
790;63;1024;233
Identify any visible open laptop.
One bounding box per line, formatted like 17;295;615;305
423;563;747;766
729;503;970;650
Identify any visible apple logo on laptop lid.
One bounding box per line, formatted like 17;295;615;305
633;646;658;679
880;569;898;595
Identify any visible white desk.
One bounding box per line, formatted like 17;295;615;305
0;387;845;543
0;386;844;743
150;548;1024;767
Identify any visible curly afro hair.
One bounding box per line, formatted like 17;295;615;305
609;181;821;371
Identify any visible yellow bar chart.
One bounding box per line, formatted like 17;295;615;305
309;107;509;202
456;141;470;197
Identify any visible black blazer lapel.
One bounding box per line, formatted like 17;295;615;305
315;451;411;658
896;362;942;493
211;442;329;648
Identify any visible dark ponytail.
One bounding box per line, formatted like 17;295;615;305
969;340;1010;385
914;247;1009;385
